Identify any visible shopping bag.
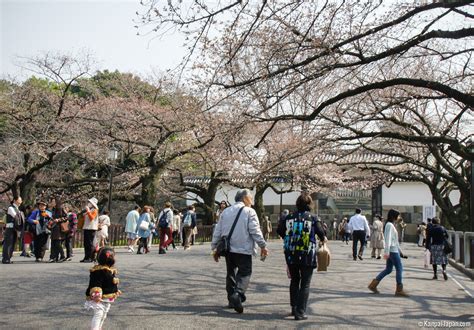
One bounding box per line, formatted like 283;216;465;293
317;243;331;272
424;249;431;269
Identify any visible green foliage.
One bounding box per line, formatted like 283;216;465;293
0;79;15;93
23;76;62;95
156;94;172;106
73;70;161;103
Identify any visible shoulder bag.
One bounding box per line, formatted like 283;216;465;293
139;217;150;231
60;220;70;233
443;238;453;254
442;228;452;255
215;207;244;258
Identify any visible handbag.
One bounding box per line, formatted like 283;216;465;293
215;207;244;258
139;220;150;231
60;221;69;233
35;223;43;236
443;239;453;254
77;214;85;230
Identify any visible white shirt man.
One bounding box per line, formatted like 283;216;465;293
349;213;371;235
348;209;370;261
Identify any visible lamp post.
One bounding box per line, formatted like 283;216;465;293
107;145;120;212
276;176;286;216
469;140;474;232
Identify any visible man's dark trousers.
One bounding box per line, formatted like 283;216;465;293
225;252;252;302
2;228;18;263
352;230;366;259
83;229;96;260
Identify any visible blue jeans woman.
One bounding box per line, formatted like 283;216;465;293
368;209;408;297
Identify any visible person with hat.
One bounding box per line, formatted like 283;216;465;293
27;201;52;262
81;197;99;263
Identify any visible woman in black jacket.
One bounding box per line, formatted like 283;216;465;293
277;193;327;321
425;218;449;280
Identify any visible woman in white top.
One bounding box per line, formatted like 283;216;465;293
368;209;408;297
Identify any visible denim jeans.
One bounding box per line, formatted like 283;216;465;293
65;236;74;258
376;252;403;285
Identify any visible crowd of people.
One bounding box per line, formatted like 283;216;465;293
2;189;453;327
2;196;81;264
123;203;199;255
1;196;204;264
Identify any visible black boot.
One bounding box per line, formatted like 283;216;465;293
229;292;243;314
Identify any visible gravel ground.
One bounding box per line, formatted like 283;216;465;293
1;240;473;329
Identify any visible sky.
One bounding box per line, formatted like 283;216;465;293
1;0;185;80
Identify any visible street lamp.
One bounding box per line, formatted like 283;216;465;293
107;144;120;213
275;176;286;216
469;139;474;232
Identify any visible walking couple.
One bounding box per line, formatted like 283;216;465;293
211;189;327;321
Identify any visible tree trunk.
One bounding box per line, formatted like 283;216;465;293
254;183;268;223
440;194;471;232
140;169;163;207
201;177;221;225
431;182;471;231
19;175;37;206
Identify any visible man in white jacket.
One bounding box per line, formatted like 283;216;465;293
211;189;268;314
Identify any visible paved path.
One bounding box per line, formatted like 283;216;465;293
1;240;473;329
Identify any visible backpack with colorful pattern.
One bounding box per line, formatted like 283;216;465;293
283;212;317;264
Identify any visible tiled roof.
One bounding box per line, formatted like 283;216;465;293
322;152;401;164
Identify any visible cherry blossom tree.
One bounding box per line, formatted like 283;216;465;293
0;52;95;205
77;75;215;207
140;0;473;228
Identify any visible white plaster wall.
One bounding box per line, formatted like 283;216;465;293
382;182;461;206
186;181;461;208
382;182;433;206
187;183;301;206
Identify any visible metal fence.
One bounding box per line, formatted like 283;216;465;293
1;223;283;251
446;230;474;269
0;224;217;250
